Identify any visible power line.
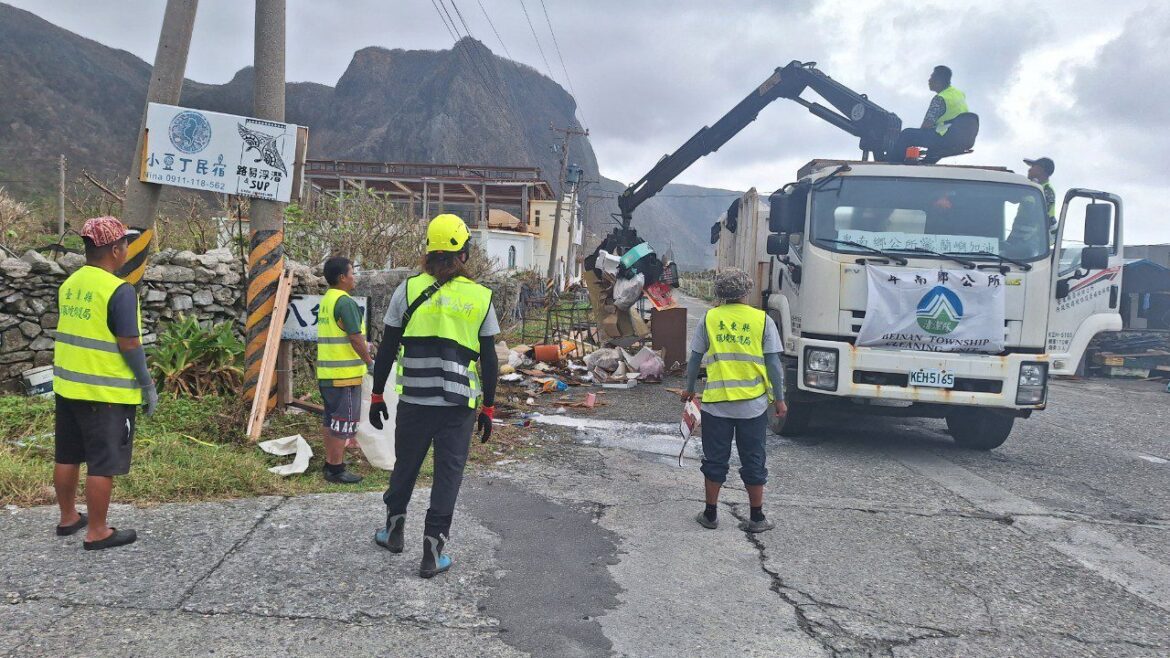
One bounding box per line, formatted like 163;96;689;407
537;0;588;130
443;0;514;121
517;0;555;82
476;0;513;59
429;0;459;41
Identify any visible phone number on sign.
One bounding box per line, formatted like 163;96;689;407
147;173;227;191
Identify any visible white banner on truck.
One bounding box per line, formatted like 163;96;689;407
141;103;300;202
856;265;1006;353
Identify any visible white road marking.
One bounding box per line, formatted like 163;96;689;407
1136;453;1169;465
894;449;1170;614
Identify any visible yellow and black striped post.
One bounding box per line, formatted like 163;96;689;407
244;228;284;411
116;227;155;285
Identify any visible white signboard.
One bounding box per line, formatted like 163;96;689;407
141;103;300;202
282;294;369;342
837;230;999;256
856;266;1006;353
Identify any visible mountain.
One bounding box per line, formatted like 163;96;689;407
0;2;731;267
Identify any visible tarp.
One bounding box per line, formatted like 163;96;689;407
857;265;1006;353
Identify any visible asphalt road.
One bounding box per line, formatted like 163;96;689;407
3;302;1168;656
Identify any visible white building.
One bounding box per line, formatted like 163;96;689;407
529;195;581;284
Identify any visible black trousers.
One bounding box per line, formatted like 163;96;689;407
383;401;476;539
892;127;944;161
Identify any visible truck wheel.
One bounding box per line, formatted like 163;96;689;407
773;402;812;437
945;409;1014;450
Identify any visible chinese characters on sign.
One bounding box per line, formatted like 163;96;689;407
141;103;302;202
281;295;369;342
836;229;999;255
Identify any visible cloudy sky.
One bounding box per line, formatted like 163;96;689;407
11;0;1168;243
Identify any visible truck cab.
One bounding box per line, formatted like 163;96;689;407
755;160;1122;448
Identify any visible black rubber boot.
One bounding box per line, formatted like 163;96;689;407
419;534;452;579
374;513;405;553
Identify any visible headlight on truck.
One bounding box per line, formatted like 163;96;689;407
1016;362;1048;405
804;347;838;391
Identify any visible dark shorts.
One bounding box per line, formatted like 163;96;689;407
699;410;768;486
54;395;136;477
321;384;361;438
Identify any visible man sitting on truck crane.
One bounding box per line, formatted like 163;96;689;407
892;65;969;161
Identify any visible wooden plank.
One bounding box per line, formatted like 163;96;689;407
275;341;293;409
247;269;294;441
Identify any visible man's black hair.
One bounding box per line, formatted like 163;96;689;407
324;256;352;286
82;236;121;261
932;65;953;86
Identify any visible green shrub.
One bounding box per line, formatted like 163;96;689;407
149;315;244;397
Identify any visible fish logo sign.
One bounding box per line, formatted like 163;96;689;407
237;124;288;175
168;111;212;154
916;286;963;335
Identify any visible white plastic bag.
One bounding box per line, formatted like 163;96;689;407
612;273;645;310
355;373;396;470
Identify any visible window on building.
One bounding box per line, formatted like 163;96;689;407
534;210;541;227
507;245;517;269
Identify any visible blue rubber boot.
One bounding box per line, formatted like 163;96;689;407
374;514;405;553
419;534;452;579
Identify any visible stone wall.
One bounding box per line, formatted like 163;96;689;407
0;248;520;392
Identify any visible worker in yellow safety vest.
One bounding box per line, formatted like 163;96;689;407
1024;156;1057;229
317;256;373;484
681;268;787;533
368;214;500;579
52;216;157;551
892;65;969;161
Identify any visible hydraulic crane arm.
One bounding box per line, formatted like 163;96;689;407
617;61;902;230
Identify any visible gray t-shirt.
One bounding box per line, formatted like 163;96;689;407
107;283;140;338
383;279;500;406
690;310;781;419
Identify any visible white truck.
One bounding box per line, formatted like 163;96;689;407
602;61;1122;448
717;160;1123;448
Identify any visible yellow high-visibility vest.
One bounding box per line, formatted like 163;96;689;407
53;265;143;404
316;288;367;381
935;86;968;136
396;273;492;408
701;303;770;403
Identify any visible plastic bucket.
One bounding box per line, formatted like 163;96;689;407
533;344;560;362
22;365;54;398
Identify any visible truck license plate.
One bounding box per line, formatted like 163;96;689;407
909;368;954;388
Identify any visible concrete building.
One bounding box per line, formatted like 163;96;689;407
529;195;582;283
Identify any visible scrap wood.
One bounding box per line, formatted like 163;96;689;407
247;269;294;441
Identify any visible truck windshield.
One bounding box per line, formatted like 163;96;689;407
810;177;1050;262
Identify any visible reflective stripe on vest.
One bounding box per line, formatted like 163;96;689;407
396;273;492;408
934;86;968;136
701;303;770;404
53;265;142;404
316;288;367;380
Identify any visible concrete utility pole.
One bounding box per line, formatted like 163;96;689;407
117;0;199;284
243;0;287;410
57;154;65;235
546;125;588;282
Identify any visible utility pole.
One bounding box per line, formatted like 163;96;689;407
57;154;66;235
117;0;198;285
244;0;287;411
546;124;588;282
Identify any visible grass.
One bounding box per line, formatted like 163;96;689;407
0;393;533;508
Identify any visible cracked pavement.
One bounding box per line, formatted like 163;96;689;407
3;368;1170;656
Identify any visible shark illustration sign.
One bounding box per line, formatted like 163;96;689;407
916;286;964;335
141;103;303;202
857;266;1005;353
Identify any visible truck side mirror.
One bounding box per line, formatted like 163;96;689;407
1080;245;1109;270
768;183;808;234
1084;204;1112;246
766;233;790;255
1056;279;1070;299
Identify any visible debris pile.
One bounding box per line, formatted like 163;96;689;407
493;340;670;418
1086;331;1170;380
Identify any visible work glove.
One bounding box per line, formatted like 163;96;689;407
369;393;389;429
142;384;159;417
477;405;495;443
